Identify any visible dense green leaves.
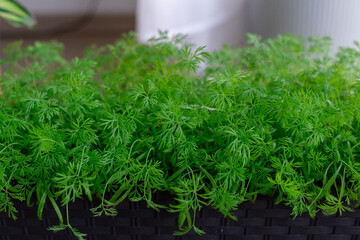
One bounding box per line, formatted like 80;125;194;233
2;33;360;238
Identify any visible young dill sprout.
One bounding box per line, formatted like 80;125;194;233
1;32;360;238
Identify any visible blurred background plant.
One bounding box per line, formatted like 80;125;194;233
0;0;35;28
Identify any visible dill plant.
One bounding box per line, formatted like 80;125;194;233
1;32;360;238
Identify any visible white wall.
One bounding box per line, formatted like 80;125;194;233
18;0;136;15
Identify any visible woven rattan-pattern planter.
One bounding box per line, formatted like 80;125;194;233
1;192;360;240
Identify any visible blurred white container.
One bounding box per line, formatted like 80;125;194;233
248;0;360;51
136;0;247;51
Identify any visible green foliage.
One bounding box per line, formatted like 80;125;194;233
0;0;35;28
2;32;360;238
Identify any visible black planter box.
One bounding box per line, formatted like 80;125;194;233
1;193;360;240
